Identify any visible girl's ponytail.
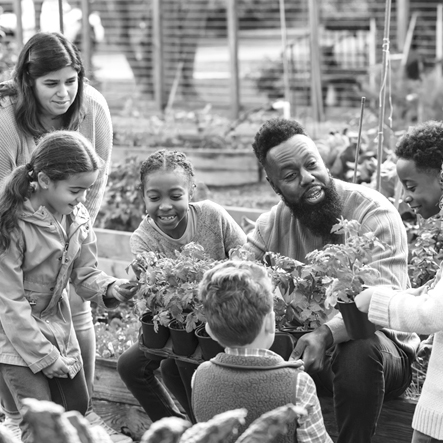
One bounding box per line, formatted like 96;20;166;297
0;164;35;253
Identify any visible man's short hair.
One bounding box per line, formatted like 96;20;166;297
252;118;308;166
198;261;273;347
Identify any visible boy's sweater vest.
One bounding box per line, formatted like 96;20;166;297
192;353;300;443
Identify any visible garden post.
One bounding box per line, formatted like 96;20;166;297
81;0;92;78
58;0;64;34
227;0;240;120
153;0;165;112
279;0;291;118
12;0;23;49
375;0;392;192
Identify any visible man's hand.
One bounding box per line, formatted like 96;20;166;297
354;287;375;313
289;325;333;373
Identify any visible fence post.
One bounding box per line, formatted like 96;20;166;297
58;0;64;34
227;0;240;120
13;0;23;48
308;0;324;122
81;0;92;78
152;0;165;112
396;0;409;52
437;4;443;78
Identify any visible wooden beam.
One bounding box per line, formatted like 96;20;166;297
437;4;443;78
279;0;291;117
12;0;23;49
396;0;410;52
58;0;64;34
152;0;165;112
226;0;240;120
308;0;324;122
81;0;92;77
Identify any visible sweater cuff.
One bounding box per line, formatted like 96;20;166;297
325;313;349;344
368;286;394;328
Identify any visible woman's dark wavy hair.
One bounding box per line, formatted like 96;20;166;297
0;32;86;138
395;120;443;173
0;130;100;254
252;118;308;166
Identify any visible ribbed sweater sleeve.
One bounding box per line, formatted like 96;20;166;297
79;85;113;224
369;280;443;334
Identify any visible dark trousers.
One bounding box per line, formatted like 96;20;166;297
117;343;193;421
0;363;88;443
310;331;412;443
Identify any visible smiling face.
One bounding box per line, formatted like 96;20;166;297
33;66;79;119
142;169;190;239
264;134;331;206
36;170;99;219
396;158;442;219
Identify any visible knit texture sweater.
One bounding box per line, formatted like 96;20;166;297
369;278;443;439
192;352;301;443
130;200;247;260
0;84;113;224
244;179;420;359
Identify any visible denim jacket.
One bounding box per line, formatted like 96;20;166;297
0;200;116;377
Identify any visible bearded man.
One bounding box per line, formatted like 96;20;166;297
244;118;419;443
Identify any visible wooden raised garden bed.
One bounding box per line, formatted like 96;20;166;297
112;146;263;186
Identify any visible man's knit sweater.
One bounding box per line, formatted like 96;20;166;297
0;84;112;223
130;200;247;259
244;178;420;360
369;278;443;439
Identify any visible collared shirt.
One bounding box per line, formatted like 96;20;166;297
225;348;333;443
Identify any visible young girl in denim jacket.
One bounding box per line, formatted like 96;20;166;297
0;131;136;443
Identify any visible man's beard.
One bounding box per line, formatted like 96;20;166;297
282;179;344;241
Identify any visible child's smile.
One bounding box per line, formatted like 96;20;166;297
143;170;191;239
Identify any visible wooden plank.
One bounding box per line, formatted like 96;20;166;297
320;396;416;443
111;147;261;186
95;228;133;261
93;357;139;405
91;399;152;442
227;0;240;119
97;257;130;279
153;0;165;111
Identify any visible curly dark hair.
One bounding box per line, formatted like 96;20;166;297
395;120;443;172
139;149;196;194
252;118;308;165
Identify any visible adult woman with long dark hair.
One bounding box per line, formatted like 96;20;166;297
0;32;131;443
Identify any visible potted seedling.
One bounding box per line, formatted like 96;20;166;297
306;217;385;340
131;243;219;356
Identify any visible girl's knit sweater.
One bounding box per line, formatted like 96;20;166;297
369;279;443;439
130;200;247;260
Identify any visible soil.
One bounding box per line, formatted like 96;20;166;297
206;180;279;210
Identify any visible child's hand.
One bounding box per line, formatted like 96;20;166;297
354;287;376;313
107;279;139;303
42;357;71;379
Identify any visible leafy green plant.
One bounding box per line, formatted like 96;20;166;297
96;157;144;232
130;243;218;333
306;217;386;308
407;214;443;288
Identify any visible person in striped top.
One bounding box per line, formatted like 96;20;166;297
243;118;420;443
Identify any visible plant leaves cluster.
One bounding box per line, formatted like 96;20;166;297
130;242;218;333
407;214;443;288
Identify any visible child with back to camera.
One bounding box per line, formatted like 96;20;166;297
356;120;443;443
192;260;332;443
0;131;137;443
117;149;247;424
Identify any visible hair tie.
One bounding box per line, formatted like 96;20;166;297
25;163;35;181
25;163;33;171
